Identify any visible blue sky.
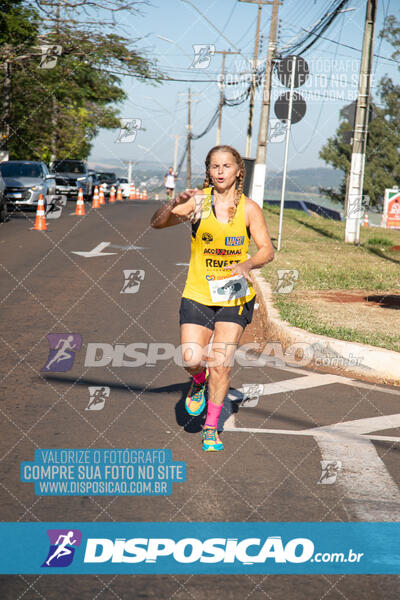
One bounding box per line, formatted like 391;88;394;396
88;0;399;179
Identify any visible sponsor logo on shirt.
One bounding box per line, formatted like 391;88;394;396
201;232;213;244
225;236;244;246
203;248;241;255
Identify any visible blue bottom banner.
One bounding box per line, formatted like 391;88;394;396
0;522;399;574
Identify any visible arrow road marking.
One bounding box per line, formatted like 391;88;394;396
71;242;117;258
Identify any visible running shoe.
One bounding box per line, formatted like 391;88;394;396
202;426;224;452
185;370;208;416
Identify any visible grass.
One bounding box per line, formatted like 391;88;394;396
255;206;400;352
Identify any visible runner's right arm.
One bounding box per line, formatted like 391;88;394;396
150;189;199;228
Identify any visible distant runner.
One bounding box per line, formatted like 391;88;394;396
164;167;177;199
151;145;274;451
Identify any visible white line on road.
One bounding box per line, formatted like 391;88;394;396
71;242;117;258
224;410;400;520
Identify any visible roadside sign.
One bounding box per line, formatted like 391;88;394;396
383;189;400;229
274;91;306;124
275;55;309;88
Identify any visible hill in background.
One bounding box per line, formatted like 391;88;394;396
89;159;342;199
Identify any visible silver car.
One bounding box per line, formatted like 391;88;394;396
0;160;56;211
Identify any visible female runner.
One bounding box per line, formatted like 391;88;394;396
151;145;274;451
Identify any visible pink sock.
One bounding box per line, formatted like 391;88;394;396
193;370;206;385
205;401;223;428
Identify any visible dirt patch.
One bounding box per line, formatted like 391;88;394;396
319;291;400;309
295;290;400;340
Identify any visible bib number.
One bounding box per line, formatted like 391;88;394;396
208;275;249;303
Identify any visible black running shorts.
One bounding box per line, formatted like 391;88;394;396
179;296;256;330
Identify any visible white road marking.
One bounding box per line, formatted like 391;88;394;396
176;262;189;266
71;242;117;257
109;244;147;250
224;407;400;520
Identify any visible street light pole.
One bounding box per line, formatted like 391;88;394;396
277;55;296;252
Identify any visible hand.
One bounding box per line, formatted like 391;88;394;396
173;188;200;206
223;261;253;283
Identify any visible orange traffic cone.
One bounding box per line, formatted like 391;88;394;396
129;184;135;200
362;211;369;227
32;194;48;231
92;186;100;208
74;188;86;215
99;188;106;205
109;186;116;203
135;187;139;200
143;188;148;201
117;186;123;201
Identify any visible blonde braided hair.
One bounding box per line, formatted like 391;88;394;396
203;145;245;224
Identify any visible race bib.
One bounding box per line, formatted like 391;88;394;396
208;275;249;303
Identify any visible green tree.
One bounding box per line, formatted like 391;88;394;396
0;1;162;161
320;16;400;208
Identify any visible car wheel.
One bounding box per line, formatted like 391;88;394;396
0;201;8;223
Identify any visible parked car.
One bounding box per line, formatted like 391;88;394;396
0;160;56;212
50;159;93;200
0;172;7;222
96;172;119;196
88;169;100;190
118;177;131;198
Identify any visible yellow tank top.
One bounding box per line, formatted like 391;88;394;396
182;187;256;307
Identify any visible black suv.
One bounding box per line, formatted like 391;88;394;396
50;159;93;200
97;172;119;196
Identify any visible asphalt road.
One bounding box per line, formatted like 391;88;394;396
0;201;399;599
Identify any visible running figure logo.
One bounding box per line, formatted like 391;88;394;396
39;44;62;69
241;383;263;408
42;529;82;567
318;460;342;485
268;119;287;143
85;386;110;411
121;269;145;294
116;118;142;143
190;44;215;69
42;333;82;372
274;269;299;294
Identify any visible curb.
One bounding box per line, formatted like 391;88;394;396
252;268;400;387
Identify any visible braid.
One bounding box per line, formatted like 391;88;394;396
203;174;211;189
228;169;245;223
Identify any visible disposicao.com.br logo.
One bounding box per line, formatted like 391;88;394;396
83;536;363;566
0;522;391;574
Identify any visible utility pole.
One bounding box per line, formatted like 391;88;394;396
187;87;192;188
173;134;183;174
251;0;282;207
239;0;272;158
178;89;200;187
51;0;61;162
344;0;377;244
215;49;240;145
123;160;137;183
